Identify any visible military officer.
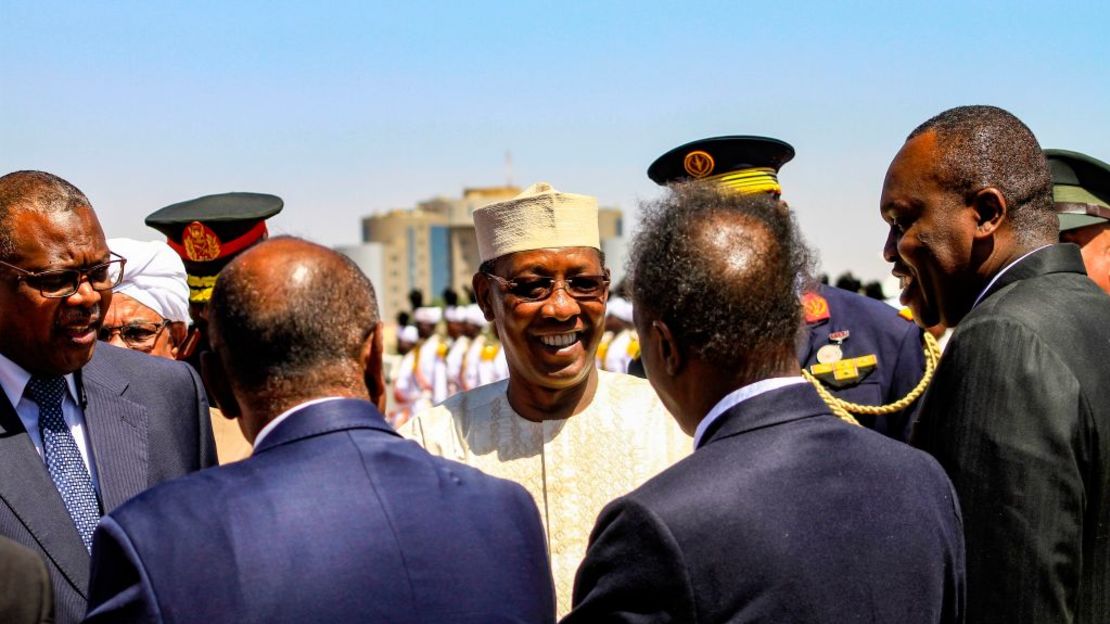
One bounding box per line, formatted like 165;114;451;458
145;192;284;368
1045;149;1110;294
644;136;936;441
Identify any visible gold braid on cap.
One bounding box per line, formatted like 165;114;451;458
802;331;942;426
706;167;782;196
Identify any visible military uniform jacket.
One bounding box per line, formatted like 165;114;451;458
914;243;1110;623
798;284;925;441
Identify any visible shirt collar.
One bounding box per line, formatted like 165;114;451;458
693;376;809;449
972;244;1052;309
252;396;347;450
0;351;80;408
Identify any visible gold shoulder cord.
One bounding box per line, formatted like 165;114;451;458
801;332;942;426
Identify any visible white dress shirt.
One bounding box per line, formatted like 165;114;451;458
694;376;810;449
252;396;346;451
0;352;101;494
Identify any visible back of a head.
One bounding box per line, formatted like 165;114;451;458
208;236;380;396
0;170;91;260
908;105;1056;246
629;182;809;374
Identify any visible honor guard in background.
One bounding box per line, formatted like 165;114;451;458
646;136;935;441
391;306;446;426
145;192;283;369
1046;149;1110;294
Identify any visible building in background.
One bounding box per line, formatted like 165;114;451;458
340;186;626;322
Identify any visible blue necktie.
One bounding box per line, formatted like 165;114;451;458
25;375;101;552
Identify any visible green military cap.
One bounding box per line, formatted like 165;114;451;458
1044;149;1110;232
145;192;283;303
647;136;795;195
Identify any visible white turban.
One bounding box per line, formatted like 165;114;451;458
465;304;488;328
414;306;443;324
473;182;600;262
398;325;419;343
108;238;191;324
444;306;467;323
607;297;634;324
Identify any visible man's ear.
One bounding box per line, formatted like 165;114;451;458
360;321;386;413
651;319;684;377
473;272;496;321
201;350;241;419
971;187;1007;238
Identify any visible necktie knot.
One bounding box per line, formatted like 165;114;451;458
25;375;67;410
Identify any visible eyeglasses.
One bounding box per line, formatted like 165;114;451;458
0;252;126;298
483;272;610;302
97;319;171;351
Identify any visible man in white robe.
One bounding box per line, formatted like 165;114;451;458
400;182;689;616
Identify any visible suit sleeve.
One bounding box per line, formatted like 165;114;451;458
915;318;1085;623
182;362;217;469
562;497;695;624
84;516;162;623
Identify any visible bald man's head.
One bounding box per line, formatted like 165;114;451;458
207;236;381;403
630;183;810;372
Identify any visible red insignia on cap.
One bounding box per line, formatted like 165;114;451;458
802;292;830;324
182;221;222;262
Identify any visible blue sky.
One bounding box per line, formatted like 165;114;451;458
4;1;1108;284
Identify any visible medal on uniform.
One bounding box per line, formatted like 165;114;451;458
816;330;850;364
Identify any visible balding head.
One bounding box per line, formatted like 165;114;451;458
631;182;808;370
0;170;92;260
629;183;810;431
204;237;383;431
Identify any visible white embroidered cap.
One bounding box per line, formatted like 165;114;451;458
473;182;600;262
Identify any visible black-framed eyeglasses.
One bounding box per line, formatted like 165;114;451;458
0;252;126;298
97;319;171;351
483;272;610;302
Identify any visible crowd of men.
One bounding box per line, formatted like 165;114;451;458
0;103;1108;624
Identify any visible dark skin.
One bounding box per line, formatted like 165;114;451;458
1061;221;1110;294
880;130;1039;328
201;239;386;444
474;246;607;422
632;215;796;436
0;206;113;376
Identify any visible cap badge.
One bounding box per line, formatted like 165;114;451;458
183;221;222;262
683;150;715;178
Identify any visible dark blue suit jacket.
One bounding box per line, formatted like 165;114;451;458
798;284;926;441
0;343;215;624
84;398;556;624
565;384;965;623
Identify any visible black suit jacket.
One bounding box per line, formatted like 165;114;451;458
0;535;53;624
0;344;215;624
85;398;555;624
565;384;965;623
913;243;1110;623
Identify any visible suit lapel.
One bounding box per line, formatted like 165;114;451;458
80;355;150;514
0;395;92;597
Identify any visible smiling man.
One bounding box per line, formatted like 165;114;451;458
881;106;1110;624
0;171;214;624
400;182;689;616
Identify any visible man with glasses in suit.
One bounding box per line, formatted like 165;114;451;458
0;170;215;624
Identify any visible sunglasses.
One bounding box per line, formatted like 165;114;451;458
483;273;610;302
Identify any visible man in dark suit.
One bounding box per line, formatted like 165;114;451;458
0;535;53;624
0;170;215;624
564;183;964;623
84;236;556;623
882;105;1110;623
